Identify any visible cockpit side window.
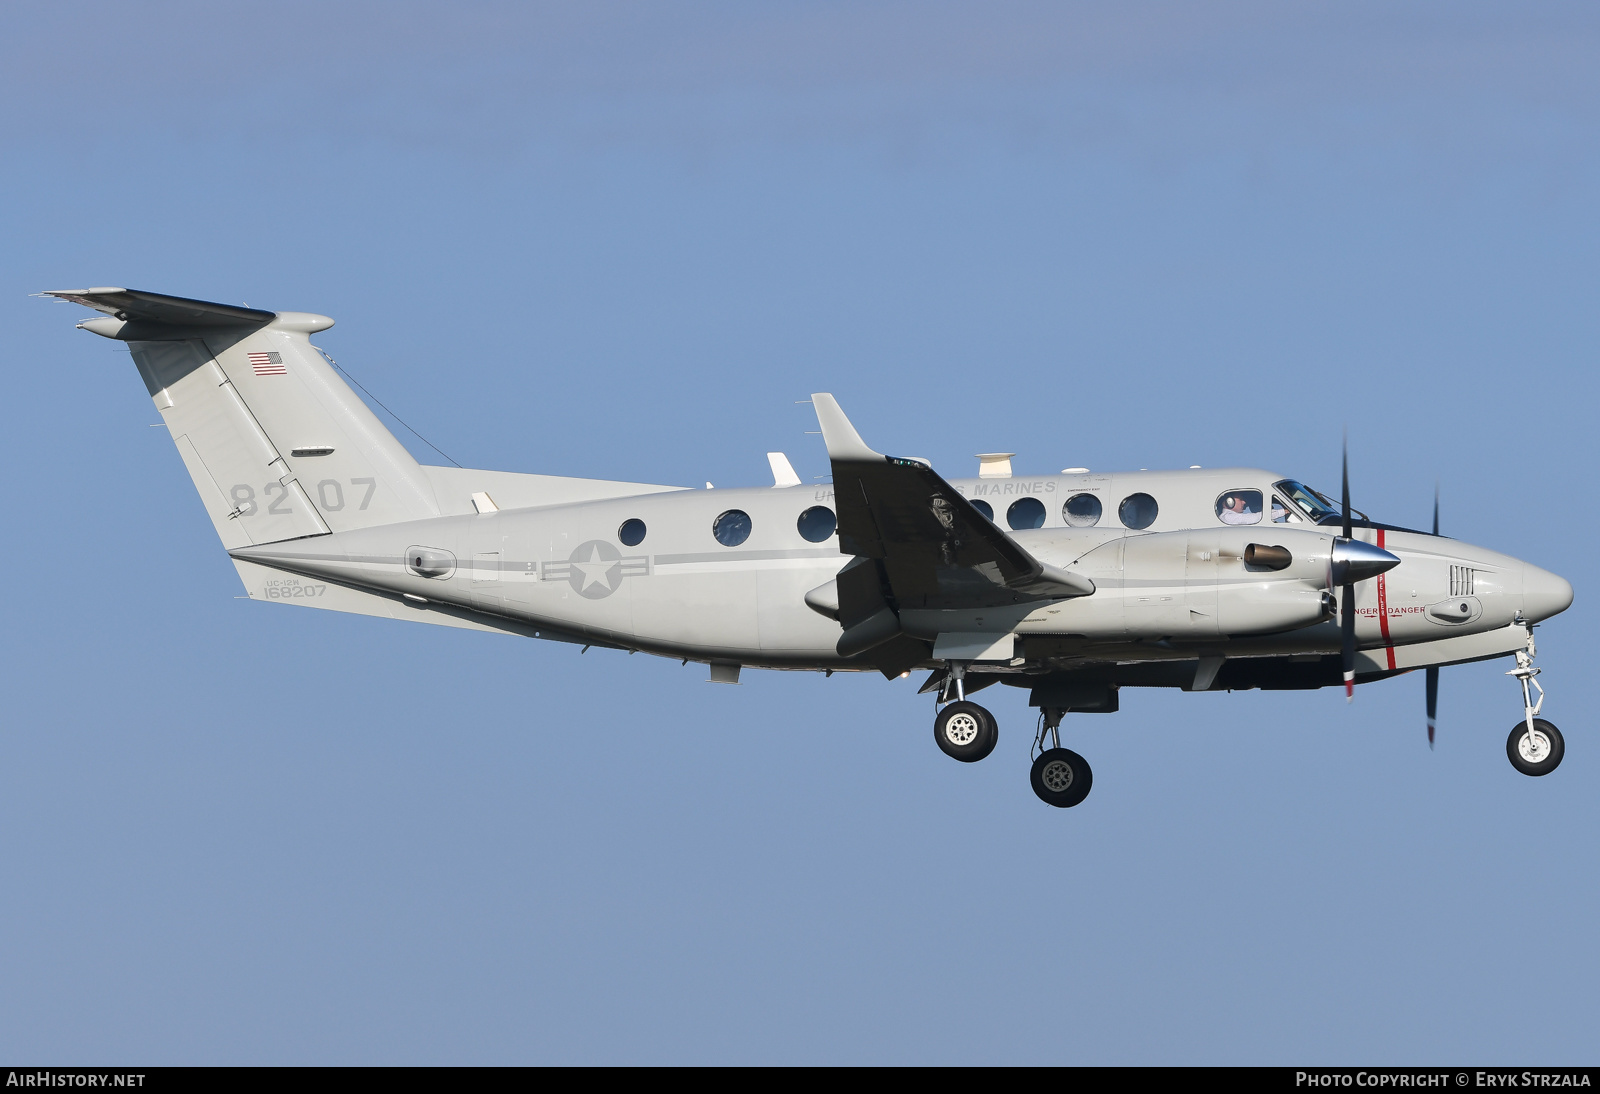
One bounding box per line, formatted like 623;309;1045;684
1216;489;1263;526
1272;496;1305;524
1274;480;1338;525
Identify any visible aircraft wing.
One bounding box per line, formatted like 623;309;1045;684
812;394;1093;617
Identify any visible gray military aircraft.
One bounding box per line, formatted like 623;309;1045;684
44;287;1575;807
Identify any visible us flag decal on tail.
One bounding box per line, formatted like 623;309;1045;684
248;351;286;376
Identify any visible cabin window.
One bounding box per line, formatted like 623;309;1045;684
618;518;647;546
796;506;837;542
1215;489;1263;526
970;499;994;520
713;509;753;547
1007;496;1046;529
1119;493;1159;529
1062;493;1101;527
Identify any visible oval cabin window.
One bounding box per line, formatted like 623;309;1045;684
1062;493;1101;527
1007;497;1046;530
1215;490;1263;526
713;509;752;547
1119;493;1159;530
796;506;837;543
618;518;647;546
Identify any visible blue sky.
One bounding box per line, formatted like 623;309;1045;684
2;2;1596;1063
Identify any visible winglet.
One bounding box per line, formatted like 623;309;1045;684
811;393;882;462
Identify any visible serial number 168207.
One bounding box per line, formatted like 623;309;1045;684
262;581;328;599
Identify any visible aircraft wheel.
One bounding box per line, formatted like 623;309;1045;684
972;707;998;761
1507;718;1564;776
1030;747;1092;808
935;701;997;763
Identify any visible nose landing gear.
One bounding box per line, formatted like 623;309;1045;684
1506;629;1564;776
1508;718;1564;776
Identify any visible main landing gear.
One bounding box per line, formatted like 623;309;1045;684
1506;630;1564;777
1029;708;1092;809
932;665;1094;808
934;701;997;762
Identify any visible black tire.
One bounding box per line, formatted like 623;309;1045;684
1030;747;1092;808
1507;718;1564;776
972;706;998;761
935;702;996;763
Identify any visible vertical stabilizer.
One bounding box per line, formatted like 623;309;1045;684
47;288;441;547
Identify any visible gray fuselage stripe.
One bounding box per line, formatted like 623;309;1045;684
235;547;845;569
652;548;843;565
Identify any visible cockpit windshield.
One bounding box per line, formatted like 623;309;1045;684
1273;480;1339;525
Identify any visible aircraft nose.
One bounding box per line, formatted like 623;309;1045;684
1522;562;1574;623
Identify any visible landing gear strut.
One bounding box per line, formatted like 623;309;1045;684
930;668;1094;806
1029;708;1092;808
1506;629;1564;777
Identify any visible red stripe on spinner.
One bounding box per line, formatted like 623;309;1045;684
1376;529;1397;670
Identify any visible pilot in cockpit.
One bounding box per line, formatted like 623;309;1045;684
1217;491;1263;525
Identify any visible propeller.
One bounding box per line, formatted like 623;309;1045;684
1426;482;1439;747
1341;438;1355;701
1327;436;1402;704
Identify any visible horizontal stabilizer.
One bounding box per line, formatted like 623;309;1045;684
42;287;275;328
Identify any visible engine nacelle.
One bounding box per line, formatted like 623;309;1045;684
1026;526;1337;640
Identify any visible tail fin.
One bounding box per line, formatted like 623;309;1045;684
46;288;440;548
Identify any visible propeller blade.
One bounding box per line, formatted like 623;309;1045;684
1426;485;1438;744
1425;665;1438;748
1340;433;1355;699
1342;581;1356;701
1341;433;1352;541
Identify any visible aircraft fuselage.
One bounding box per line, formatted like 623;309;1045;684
233;466;1570;680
